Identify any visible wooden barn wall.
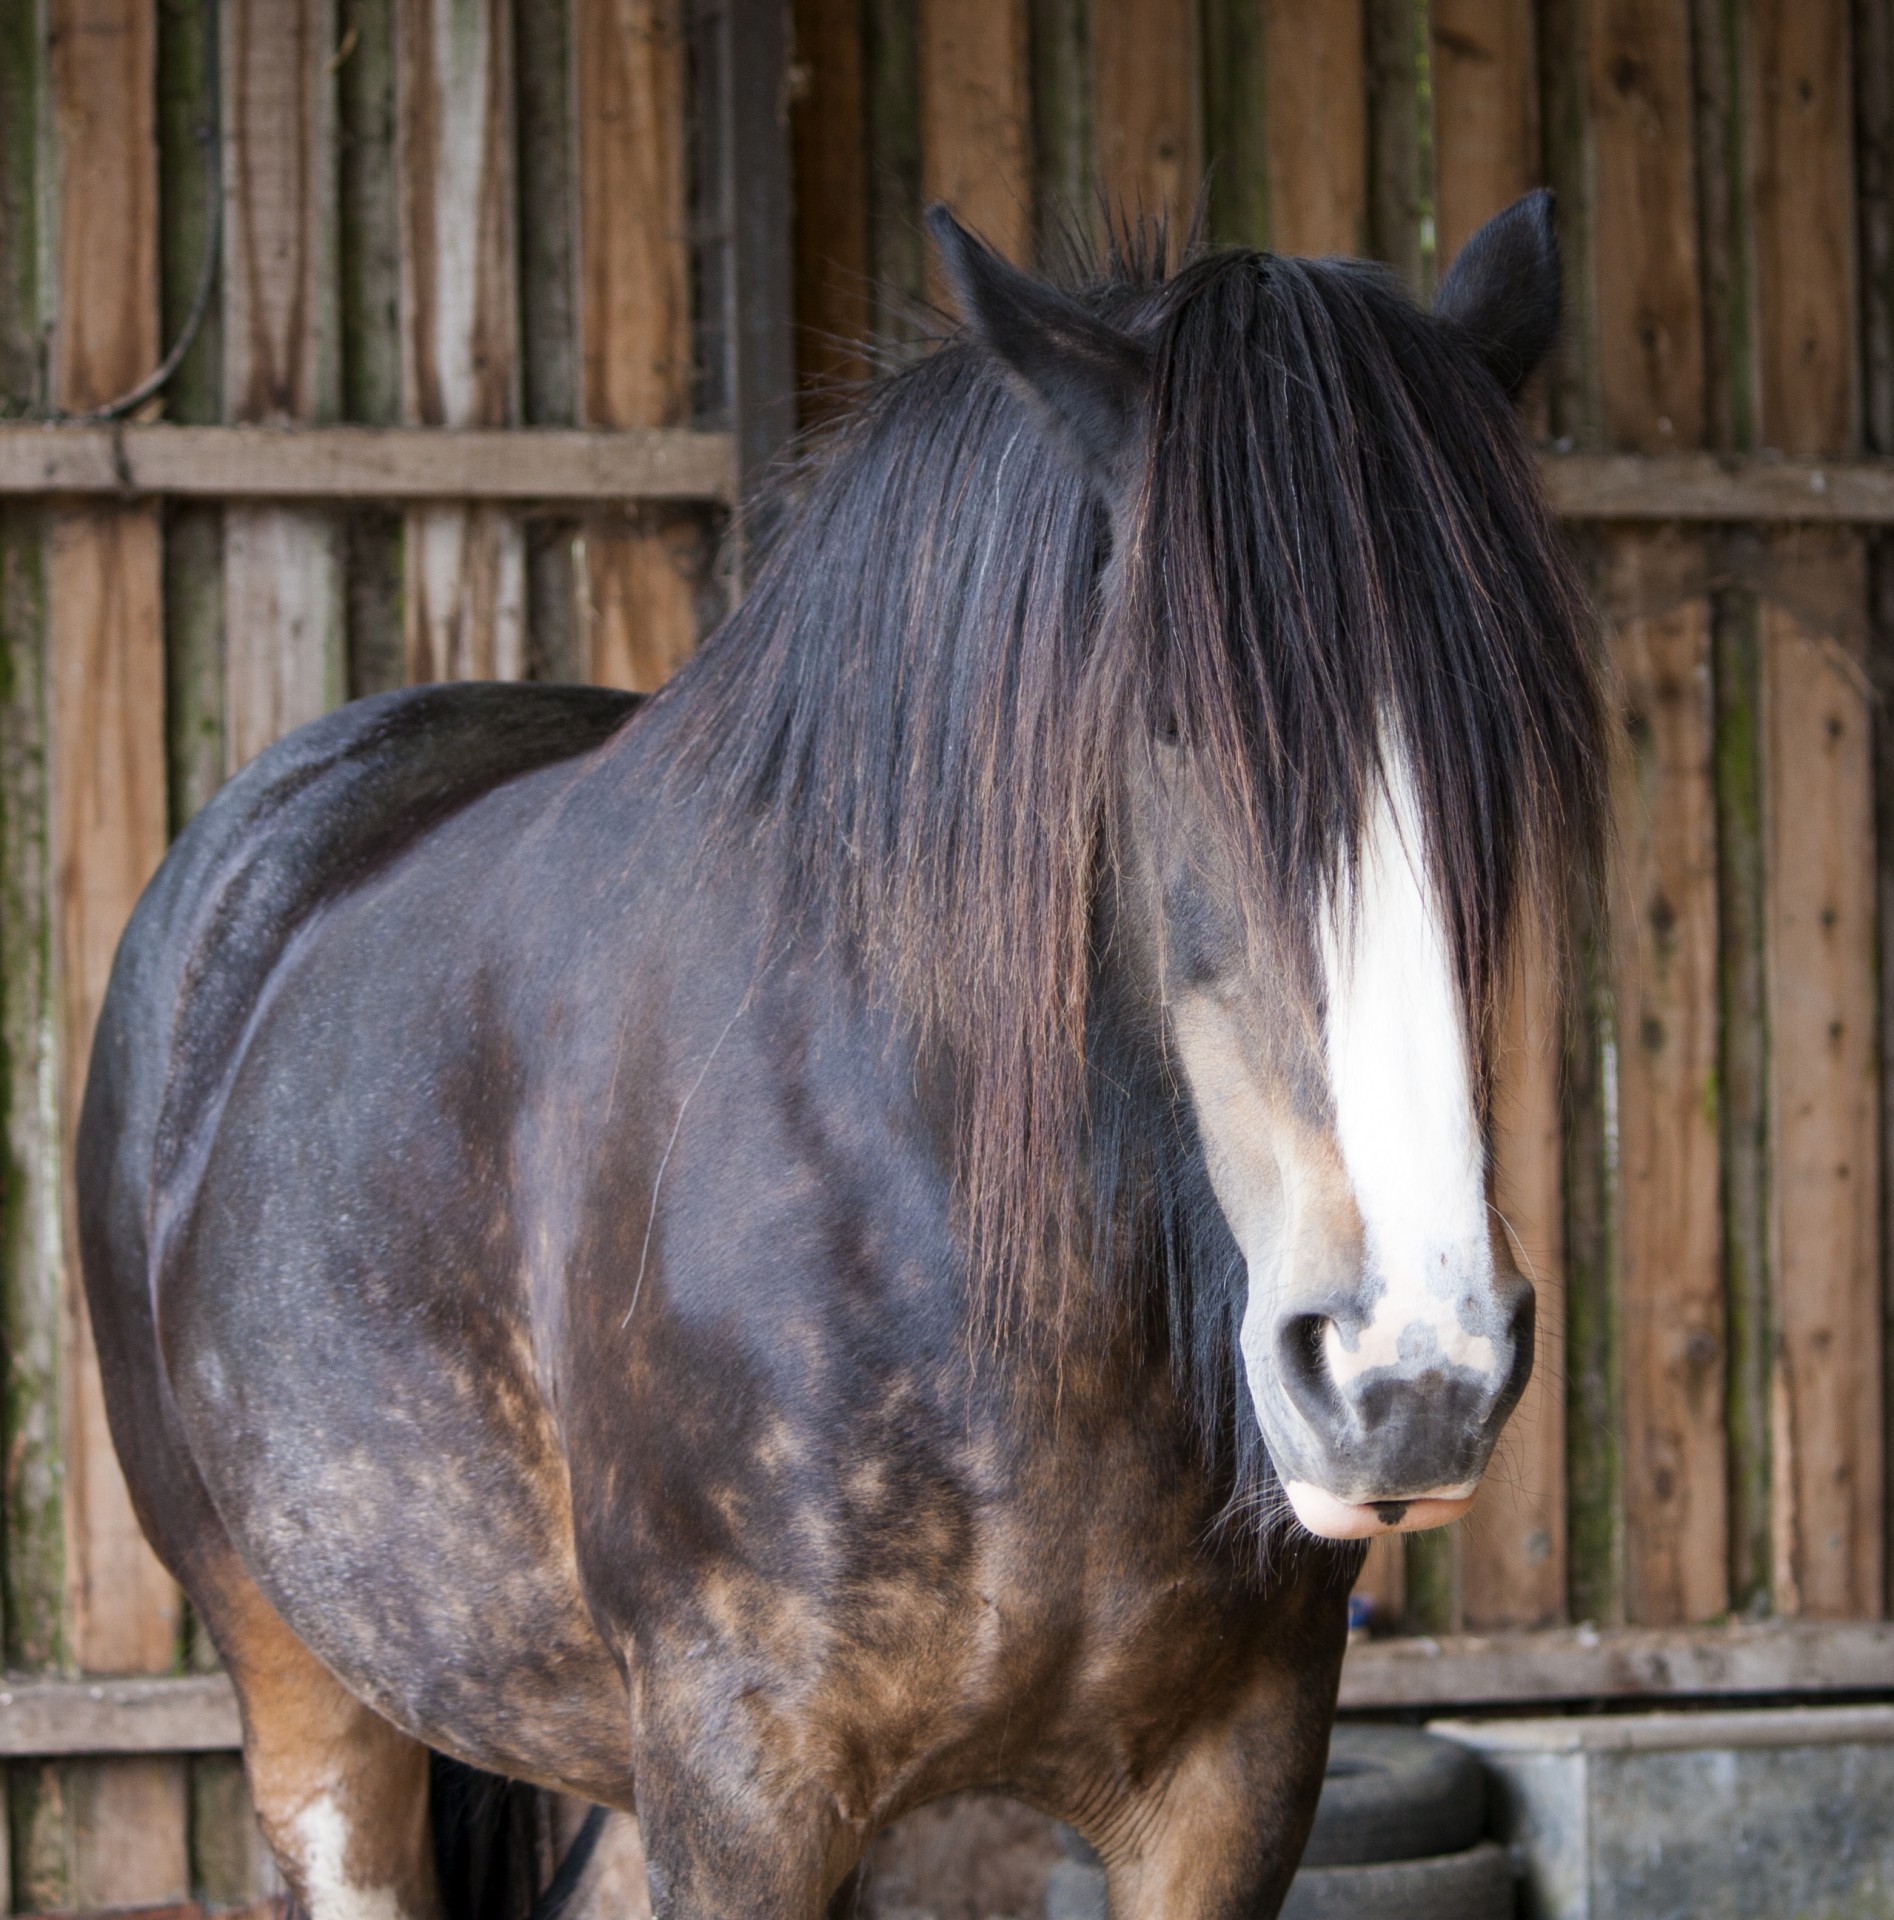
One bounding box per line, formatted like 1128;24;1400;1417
0;0;1889;1905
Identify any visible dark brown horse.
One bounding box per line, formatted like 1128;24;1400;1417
81;196;1606;1918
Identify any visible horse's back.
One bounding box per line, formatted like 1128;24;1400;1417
87;682;636;1217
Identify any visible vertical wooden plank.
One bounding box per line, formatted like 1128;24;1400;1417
517;0;582;683
46;0;184;1718
222;0;343;772
1366;0;1431;293
1091;0;1200;231
1431;0;1538;260
1688;0;1771;1619
1466;937;1568;1628
1752;2;1856;460
159;0;225;832
1608;536;1727;1628
919;0;1032;273
338;0;406;698
1749;0;1875;1624
1587;0;1704;452
1858;0;1894;1619
1257;0;1367;257
1582;0;1724;1629
724;0;799;497
1200;0;1265;248
792;0;872;406
865;0;925;345
2;3;56;1894
44;0;189;1861
1431;0;1559;1631
398;0;524;682
1761;539;1879;1618
1030;0;1091;262
1353;1535;1405;1629
574;0;697;693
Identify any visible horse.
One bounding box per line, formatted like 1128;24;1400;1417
80;191;1607;1919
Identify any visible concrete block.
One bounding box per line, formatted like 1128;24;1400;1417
1434;1704;1894;1919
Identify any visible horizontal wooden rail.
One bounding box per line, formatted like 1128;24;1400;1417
1537;450;1894;523
0;1674;239;1756
0;423;737;504
0;1620;1886;1756
1341;1619;1894;1710
2;430;1894;522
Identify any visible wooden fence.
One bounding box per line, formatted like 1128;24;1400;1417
3;0;1894;1907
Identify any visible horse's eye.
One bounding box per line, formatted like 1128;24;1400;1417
1155;712;1180;746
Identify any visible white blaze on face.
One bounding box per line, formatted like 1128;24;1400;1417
1319;750;1497;1388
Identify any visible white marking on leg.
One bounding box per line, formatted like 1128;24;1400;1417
289;1794;410;1920
1320;748;1497;1385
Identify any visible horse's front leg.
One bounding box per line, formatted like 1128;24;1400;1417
1099;1640;1344;1920
627;1680;865;1920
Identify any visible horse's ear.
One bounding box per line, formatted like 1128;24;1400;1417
1433;189;1560;400
926;204;1151;488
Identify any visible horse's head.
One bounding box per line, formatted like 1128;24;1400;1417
931;195;1601;1542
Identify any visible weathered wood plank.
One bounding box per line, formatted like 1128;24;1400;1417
159;0;226;832
1366;0;1430;292
1030;0;1090;261
1431;0;1556;1632
1090;0;1200;233
1468;936;1567;1629
222;0;342;773
1430;0;1537;262
1342;1618;1894;1709
1746;2;1877;1622
865;0;925;347
27;431;1894;522
1257;0;1366;257
792;0;872;407
515;0;581;683
3;8;55;1892
0;422;737;501
1354;1536;1405;1631
1200;0;1265;248
1581;0;1720;1634
47;0;182;1716
919;0;1032;273
1762;538;1880;1618
45;0;188;1808
575;0;700;692
1606;536;1726;1627
336;0;404;700
1587;0;1704;452
47;506;176;1678
397;0;524;682
1860;0;1894;1622
1752;3;1857;460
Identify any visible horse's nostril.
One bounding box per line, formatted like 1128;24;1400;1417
1275;1312;1343;1425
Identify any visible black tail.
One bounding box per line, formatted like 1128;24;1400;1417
430;1754;610;1920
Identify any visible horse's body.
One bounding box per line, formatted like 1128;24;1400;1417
82;200;1606;1918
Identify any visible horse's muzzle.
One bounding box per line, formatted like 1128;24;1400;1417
1262;1267;1535;1540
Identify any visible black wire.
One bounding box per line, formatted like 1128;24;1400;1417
72;0;221;422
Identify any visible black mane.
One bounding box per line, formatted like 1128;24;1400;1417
646;238;1609;1519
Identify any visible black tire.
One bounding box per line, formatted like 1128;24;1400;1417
1279;1840;1514;1920
1300;1725;1487;1867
